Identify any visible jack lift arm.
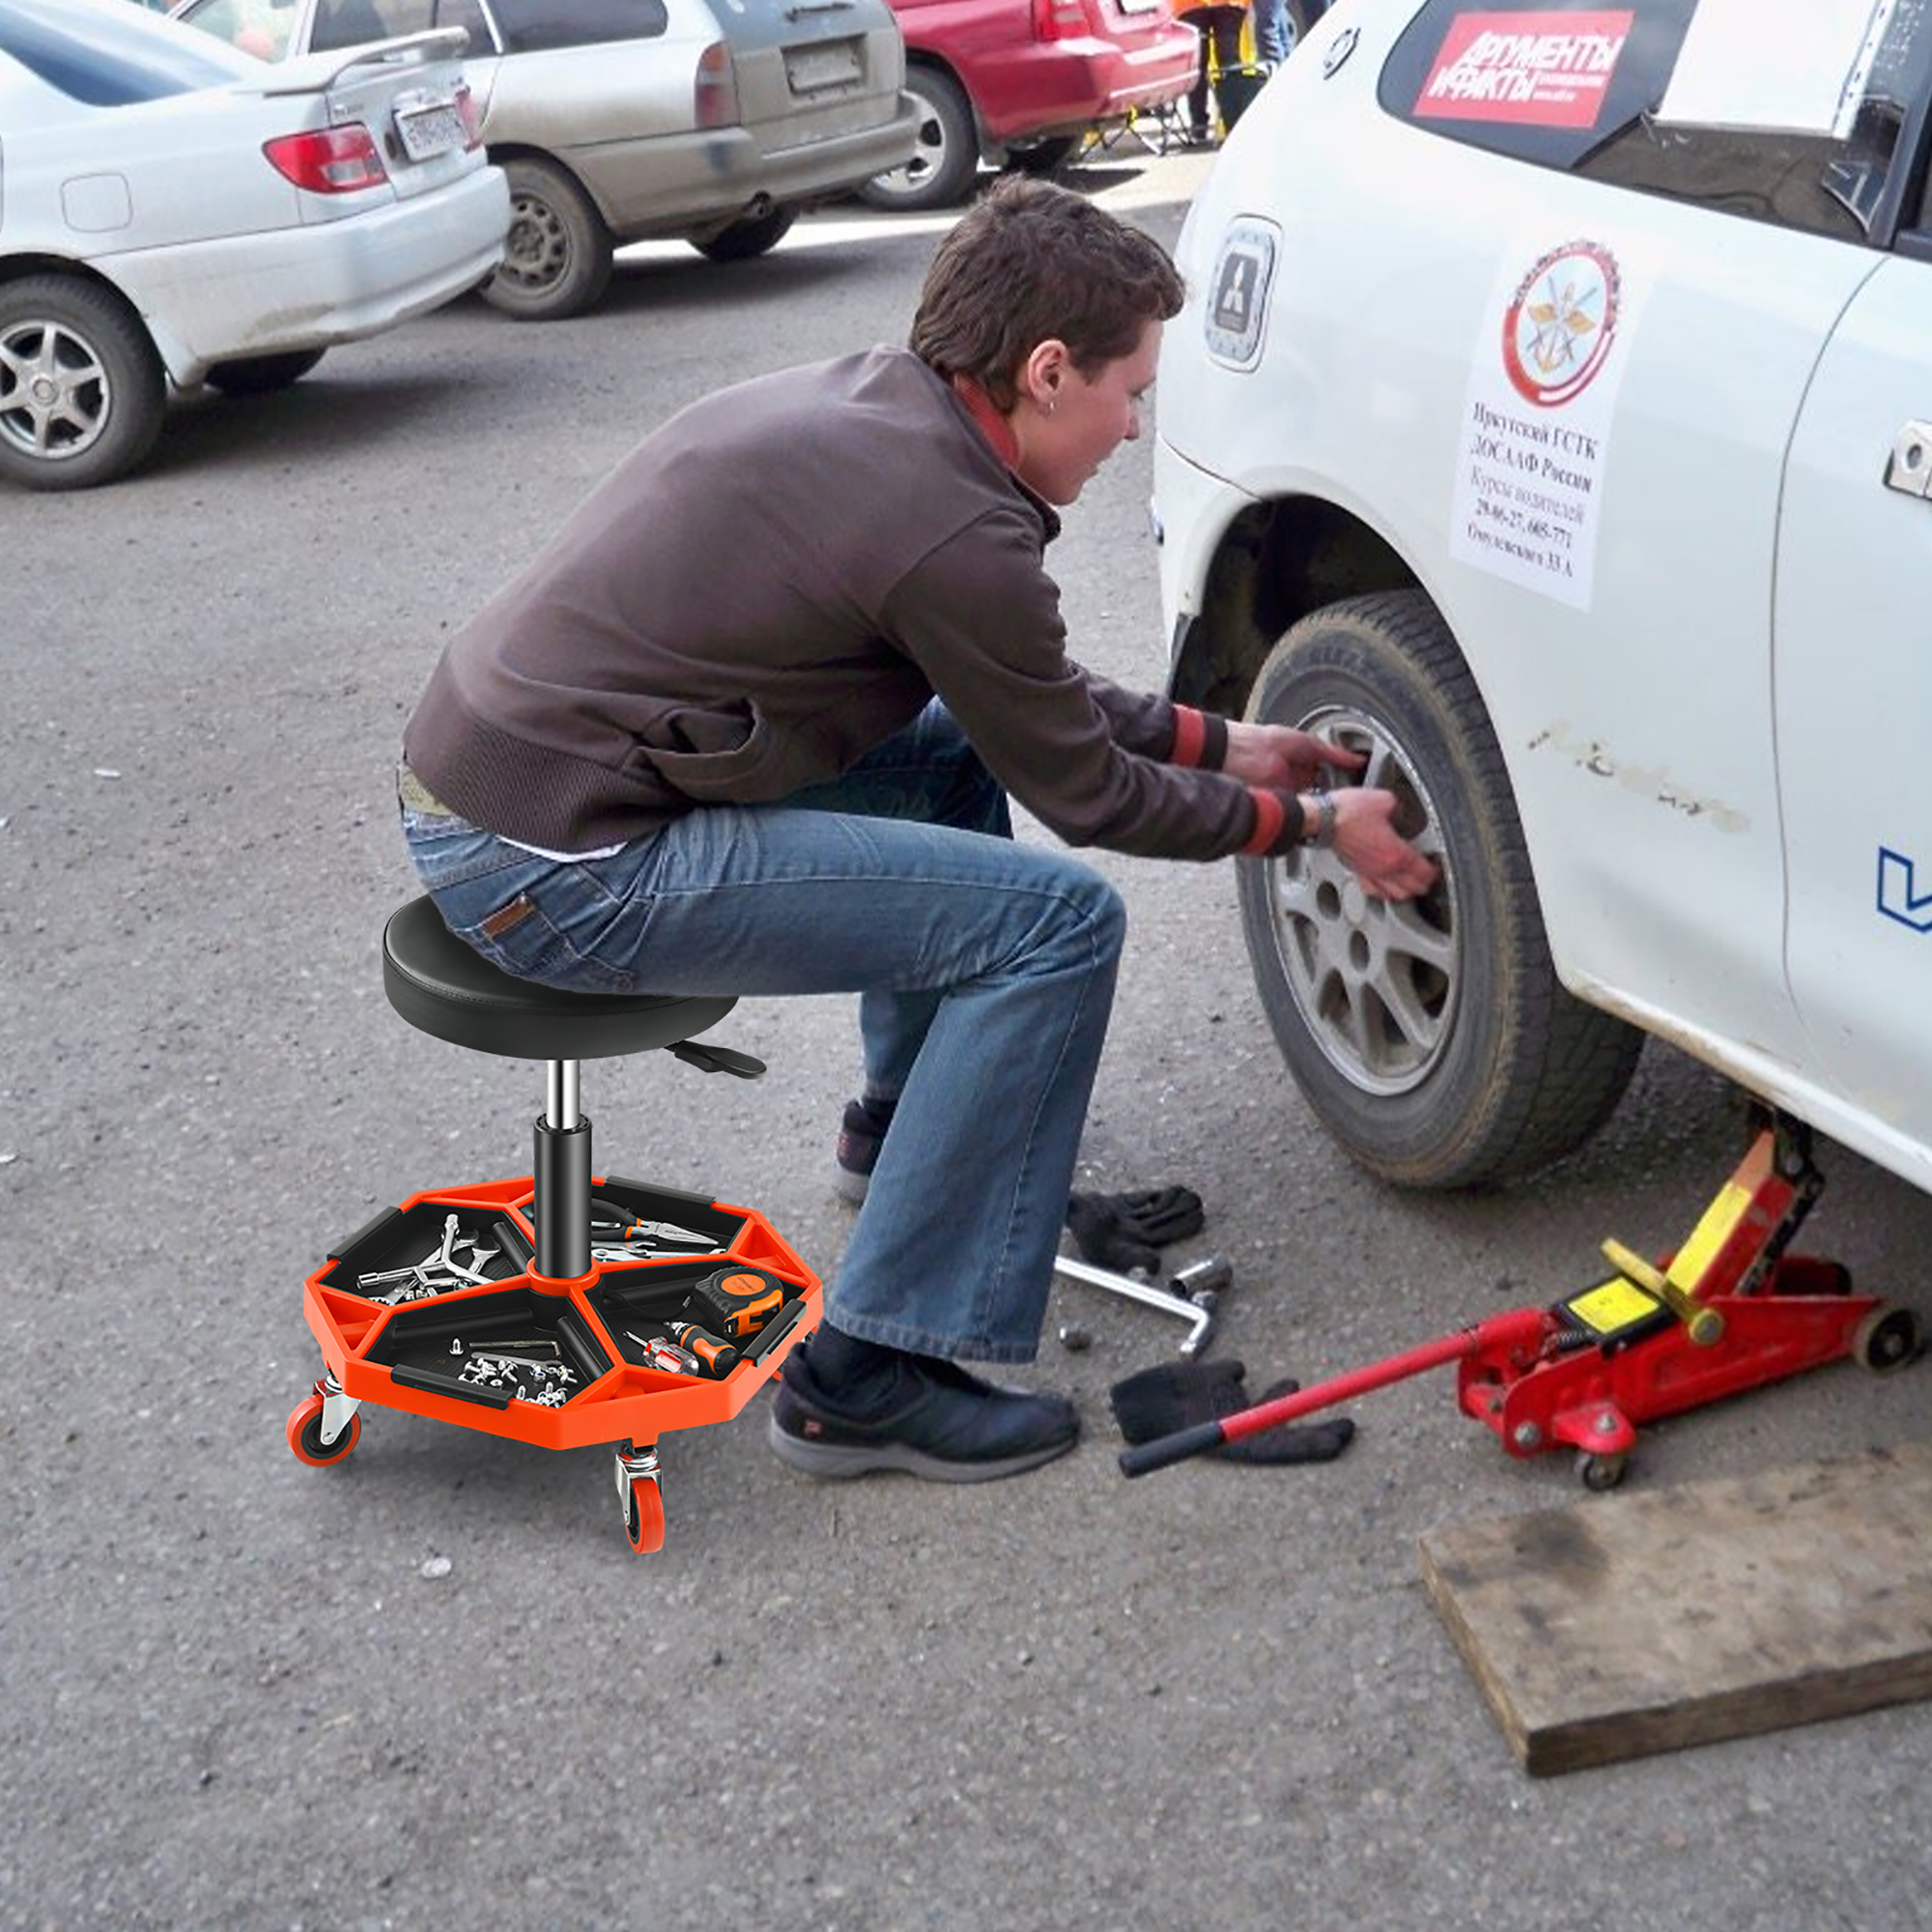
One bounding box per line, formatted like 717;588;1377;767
1122;1112;1921;1486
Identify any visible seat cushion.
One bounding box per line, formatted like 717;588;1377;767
383;895;735;1062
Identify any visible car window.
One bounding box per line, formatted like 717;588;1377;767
487;0;669;52
0;0;251;99
1380;0;1932;247
310;0;498;52
177;0;300;61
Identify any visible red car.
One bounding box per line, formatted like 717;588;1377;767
862;0;1199;211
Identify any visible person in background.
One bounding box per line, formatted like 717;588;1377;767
1172;0;1249;144
1250;0;1288;68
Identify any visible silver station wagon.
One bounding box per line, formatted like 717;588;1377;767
176;0;921;319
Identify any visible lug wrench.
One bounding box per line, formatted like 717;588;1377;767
1051;1253;1230;1355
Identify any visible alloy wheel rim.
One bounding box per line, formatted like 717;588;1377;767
0;320;109;460
1264;703;1458;1094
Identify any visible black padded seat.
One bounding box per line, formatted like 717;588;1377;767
383;895;734;1062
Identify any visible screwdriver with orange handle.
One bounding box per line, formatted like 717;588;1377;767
666;1320;740;1377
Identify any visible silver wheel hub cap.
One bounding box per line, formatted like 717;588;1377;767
1263;704;1458;1095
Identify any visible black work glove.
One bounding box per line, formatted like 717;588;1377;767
1066;1185;1206;1273
1108;1357;1355;1466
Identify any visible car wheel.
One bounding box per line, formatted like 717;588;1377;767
204;349;327;396
483;158;614;322
1002;134;1082;176
0;275;165;492
859;68;979;213
1236;588;1642;1187
692;206;798;263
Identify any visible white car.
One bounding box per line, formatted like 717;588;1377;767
173;0;922;321
1153;0;1932;1200
0;0;507;488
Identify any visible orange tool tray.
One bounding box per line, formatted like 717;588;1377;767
301;1173;820;1451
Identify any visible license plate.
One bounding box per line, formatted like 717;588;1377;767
394;95;466;161
785;42;863;93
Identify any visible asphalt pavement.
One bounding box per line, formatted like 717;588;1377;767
6;146;1932;1931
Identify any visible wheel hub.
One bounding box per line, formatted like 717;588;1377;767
1265;706;1456;1097
0;320;108;459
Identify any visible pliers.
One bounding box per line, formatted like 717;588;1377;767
588;1204;723;1260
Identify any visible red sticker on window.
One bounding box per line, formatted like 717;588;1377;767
1415;10;1632;128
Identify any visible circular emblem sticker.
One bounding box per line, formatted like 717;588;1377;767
1501;240;1620;408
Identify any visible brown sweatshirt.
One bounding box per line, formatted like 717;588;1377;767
404;347;1278;860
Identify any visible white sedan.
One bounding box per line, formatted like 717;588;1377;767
1153;0;1932;1202
0;0;508;488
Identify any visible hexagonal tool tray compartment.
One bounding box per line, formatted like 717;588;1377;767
318;1199;528;1305
587;1259;810;1372
367;1288;611;1410
584;1176;745;1263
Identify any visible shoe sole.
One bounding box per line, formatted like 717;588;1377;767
767;1410;1077;1483
832;1164;870;1206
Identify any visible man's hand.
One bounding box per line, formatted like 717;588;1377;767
1222;721;1365;792
1330;788;1436;900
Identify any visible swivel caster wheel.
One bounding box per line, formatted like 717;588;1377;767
287;1383;361;1466
1855;1305;1921;1375
1577;1449;1628;1492
614;1441;666;1553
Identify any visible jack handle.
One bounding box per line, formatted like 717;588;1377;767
1119;1306;1555;1478
1600;1238;1726;1346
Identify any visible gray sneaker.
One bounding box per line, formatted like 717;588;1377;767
833;1094;896;1205
769;1346;1078;1482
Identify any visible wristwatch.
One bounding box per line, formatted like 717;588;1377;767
1304;791;1338;848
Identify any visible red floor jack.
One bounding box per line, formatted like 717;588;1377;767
1121;1113;1921;1487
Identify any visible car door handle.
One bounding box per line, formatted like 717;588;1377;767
1885;420;1932;498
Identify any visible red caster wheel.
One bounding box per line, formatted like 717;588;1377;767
615;1441;665;1552
623;1475;666;1553
287;1391;360;1466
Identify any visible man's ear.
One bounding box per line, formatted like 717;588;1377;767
1019;337;1069;409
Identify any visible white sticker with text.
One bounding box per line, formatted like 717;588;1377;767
1449;235;1649;610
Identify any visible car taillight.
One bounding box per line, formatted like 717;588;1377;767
456;83;483;149
263;125;388;193
696;42;739;128
1031;0;1089;41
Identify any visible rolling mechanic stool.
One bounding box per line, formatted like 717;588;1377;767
283;895;822;1552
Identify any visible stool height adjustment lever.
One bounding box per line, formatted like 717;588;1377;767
534;1057;592;1282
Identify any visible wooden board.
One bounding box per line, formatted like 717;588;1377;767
1418;1440;1932;1776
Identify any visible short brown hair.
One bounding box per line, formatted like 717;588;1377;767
910;177;1185;410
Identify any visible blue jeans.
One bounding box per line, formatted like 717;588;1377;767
401;703;1126;1363
1251;0;1288;66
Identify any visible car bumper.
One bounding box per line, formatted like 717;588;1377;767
587;99;923;240
974;34;1200;144
103;167;510;388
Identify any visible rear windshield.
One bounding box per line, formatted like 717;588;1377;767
0;0;248;103
1380;0;1932;247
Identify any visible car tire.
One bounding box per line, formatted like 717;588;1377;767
858;68;979;212
204;349;327;396
0;275;165;492
1236;588;1642;1187
483;157;614;322
692;206;798;263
